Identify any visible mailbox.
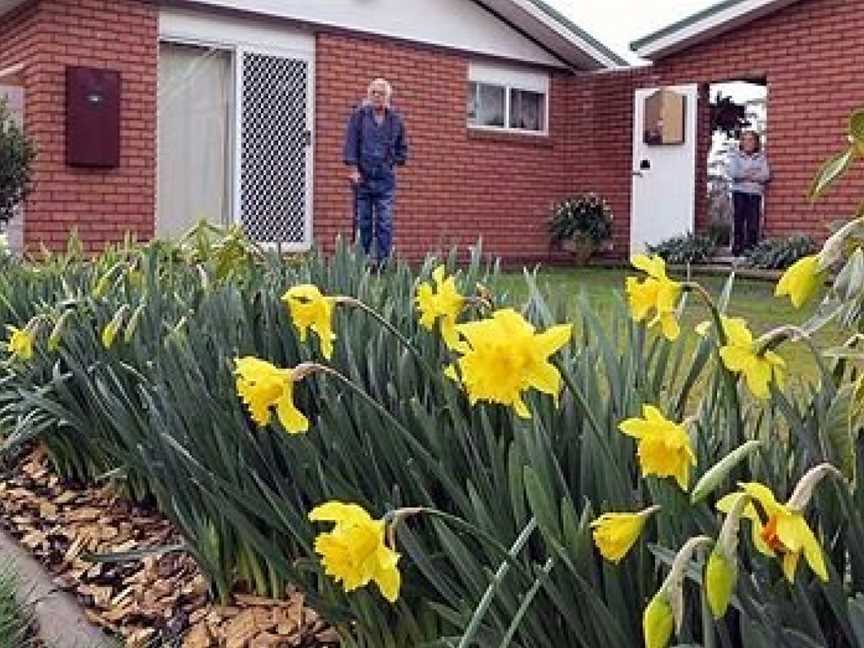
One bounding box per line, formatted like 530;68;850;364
66;66;120;167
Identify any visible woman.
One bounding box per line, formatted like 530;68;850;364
728;130;770;256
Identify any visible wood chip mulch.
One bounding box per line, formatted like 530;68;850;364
0;446;340;648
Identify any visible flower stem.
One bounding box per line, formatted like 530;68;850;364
682;282;727;346
336;296;439;379
458;517;538;648
307;364;473;515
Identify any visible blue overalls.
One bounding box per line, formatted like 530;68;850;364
343;105;408;262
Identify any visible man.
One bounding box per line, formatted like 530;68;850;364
343;78;408;265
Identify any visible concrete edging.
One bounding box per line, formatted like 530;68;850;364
0;529;116;648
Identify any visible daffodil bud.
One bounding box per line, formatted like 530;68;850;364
92;262;124;299
48;310;74;352
787;463;843;512
706;493;748;619
643;589;674;648
123;303;147;344
101;305;129;350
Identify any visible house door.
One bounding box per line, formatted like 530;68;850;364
630;84;698;256
236;49;313;250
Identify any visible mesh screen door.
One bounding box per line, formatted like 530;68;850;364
239;51;311;247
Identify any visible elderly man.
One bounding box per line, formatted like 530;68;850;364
343;78;408;265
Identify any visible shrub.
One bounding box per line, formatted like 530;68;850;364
548;193;613;246
745;234;817;269
646;232;717;264
0;97;35;226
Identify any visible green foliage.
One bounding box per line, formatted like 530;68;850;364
0;97;35;225
548;193;613;245
647;232;717;265
1;170;864;648
0;563;37;648
745;234;817;269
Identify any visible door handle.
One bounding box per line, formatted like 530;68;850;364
632;170;643;177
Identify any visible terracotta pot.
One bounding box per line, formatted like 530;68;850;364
561;237;595;265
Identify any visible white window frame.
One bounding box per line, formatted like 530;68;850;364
467;62;550;136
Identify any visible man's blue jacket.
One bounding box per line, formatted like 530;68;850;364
343;105;408;185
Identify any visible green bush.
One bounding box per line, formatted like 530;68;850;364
0;97;35;225
646;232;717;265
745;234;817;269
548;193;613;245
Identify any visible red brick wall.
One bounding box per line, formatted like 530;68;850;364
580;0;864;252
314;32;576;262
0;0;157;252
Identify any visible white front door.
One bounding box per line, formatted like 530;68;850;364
630;84;698;256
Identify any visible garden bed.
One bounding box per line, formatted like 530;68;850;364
0;446;337;647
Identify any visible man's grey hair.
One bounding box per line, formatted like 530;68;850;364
367;78;393;104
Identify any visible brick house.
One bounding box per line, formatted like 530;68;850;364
0;0;861;261
0;0;624;260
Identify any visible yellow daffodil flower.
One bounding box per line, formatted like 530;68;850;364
589;505;659;563
446;308;572;418
308;501;401;603
716;483;827;583
415;265;465;348
6;325;34;361
282;284;336;360
775;255;824;309
643;590;674;648
234;356;308;434
625;254;682;341
716;316;785;399
705;549;735;619
618;405;696;491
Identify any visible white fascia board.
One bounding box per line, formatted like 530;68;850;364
169;0;565;68
504;0;624;69
634;0;798;60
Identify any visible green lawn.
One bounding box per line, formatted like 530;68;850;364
494;267;841;388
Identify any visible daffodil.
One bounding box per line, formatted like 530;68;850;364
5;325;34;361
308;501;401;602
775;255;824;309
415;265;465;348
234;356;308;433
590;505;659;563
716;483;827;583
446;308;572;418
716;316;785;399
282;284;336;360
625;254;682;341
643;590;674;648
619;405;696;491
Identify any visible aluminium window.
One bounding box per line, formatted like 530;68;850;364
467;62;549;135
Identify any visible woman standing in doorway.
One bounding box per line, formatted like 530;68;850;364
728;130;770;256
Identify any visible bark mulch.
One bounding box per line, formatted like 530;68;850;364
0;446;340;648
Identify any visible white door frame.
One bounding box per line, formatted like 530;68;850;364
629;83;698;257
159;7;315;250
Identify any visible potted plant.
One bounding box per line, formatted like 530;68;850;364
548;193;613;264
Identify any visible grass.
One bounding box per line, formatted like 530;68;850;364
494;266;842;390
0;562;37;648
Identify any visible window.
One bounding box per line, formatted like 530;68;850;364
467;63;549;134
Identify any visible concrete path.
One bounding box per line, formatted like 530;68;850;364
0;529;117;648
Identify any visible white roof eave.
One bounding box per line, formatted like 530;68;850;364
632;0;800;61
